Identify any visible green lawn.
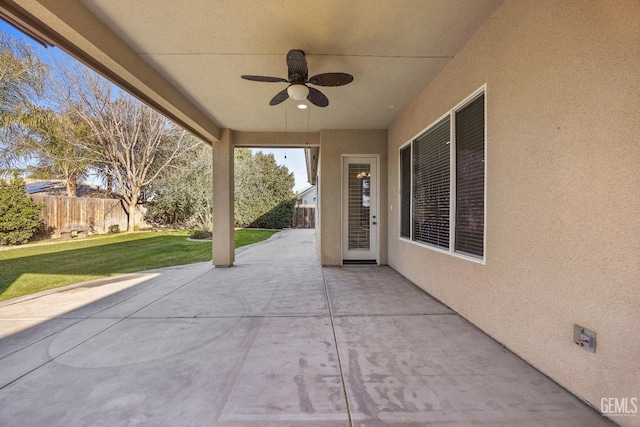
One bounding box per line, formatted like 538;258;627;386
0;229;278;302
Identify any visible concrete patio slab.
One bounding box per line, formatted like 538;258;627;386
335;314;607;427
0;273;160;320
131;264;328;318
324;266;453;316
0;318;77;359
0;229;614;426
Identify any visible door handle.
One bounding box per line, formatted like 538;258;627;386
372;221;377;225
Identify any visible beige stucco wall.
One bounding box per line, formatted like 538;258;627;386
319;129;388;266
387;0;640;423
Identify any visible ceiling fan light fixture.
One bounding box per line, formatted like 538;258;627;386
287;84;309;101
297;103;308;110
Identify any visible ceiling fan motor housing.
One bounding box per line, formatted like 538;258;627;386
287;50;308;83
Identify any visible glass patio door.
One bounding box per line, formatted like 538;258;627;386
342;156;378;263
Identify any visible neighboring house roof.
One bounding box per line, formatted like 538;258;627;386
296;185;316;205
297;186;316;198
25;180;60;194
25;179;117;198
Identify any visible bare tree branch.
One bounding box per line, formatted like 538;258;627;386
46;62;202;230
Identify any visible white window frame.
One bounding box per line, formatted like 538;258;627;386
398;85;487;265
398;141;413;240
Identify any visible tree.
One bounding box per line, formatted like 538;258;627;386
0;30;47;122
145;144;213;229
1;33;88;195
2;32;202;229
48;63;202;231
0;175;42;245
22;112;92;196
146;148;296;230
0;30;49;175
234;149;295;228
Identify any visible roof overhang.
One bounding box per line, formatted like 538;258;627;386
1;0;504;142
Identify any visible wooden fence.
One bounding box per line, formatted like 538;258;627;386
28;194;147;238
291;206;315;229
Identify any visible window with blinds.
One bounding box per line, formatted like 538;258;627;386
347;163;370;250
412;117;450;248
398;89;485;262
455;94;485;257
399;145;411;238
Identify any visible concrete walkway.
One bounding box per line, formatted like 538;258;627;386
0;229;613;426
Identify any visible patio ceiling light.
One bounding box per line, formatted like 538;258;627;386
287;84;309;101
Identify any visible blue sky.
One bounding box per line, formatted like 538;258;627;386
2;20;310;192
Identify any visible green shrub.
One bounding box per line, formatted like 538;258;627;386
250;198;296;229
0;177;42;246
108;224;120;234
189;229;212;240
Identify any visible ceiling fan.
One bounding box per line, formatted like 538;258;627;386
241;49;353;107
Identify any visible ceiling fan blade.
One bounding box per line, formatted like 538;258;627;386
242;75;288;83
307;86;329;107
269;88;289;106
287;49;308;83
308;73;354;87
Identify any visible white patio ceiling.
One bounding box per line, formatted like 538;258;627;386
4;0;504;139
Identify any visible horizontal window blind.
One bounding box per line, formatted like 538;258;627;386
400;145;411;238
399;90;485;262
348;163;370;250
413;117;450;248
455;94;485;257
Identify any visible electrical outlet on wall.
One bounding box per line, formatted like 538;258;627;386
573;324;596;353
